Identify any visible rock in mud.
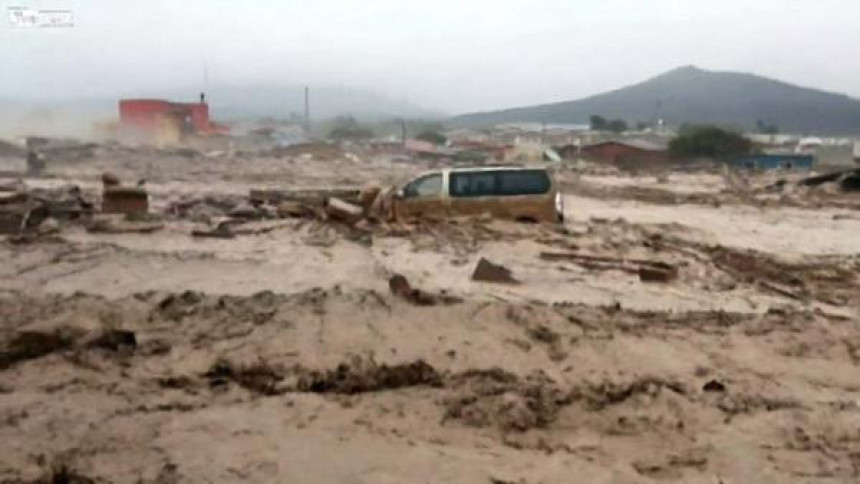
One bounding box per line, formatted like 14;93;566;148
702;380;726;393
388;274;463;306
472;258;520;285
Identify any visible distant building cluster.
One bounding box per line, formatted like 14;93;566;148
438;123;860;172
110;91;860;173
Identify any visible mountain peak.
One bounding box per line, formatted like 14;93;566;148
656;65;707;79
452;67;860;135
673;65;703;73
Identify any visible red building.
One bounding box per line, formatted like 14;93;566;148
118;95;227;143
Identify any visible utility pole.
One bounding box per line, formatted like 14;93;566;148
201;62;209;105
304;86;311;135
401;119;407;147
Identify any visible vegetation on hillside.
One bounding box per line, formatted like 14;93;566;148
669;125;753;158
589;115;628;133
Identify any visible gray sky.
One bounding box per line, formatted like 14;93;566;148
3;0;860;114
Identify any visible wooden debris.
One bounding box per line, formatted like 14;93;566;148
0;199;51;235
87;216;163;234
326;197;364;224
540;251;678;283
230;220;296;236
758;280;803;301
277;201;315;218
103;187;148;215
358;183;382;210
100;172;149;215
192;226;235;239
250;187;361;206
638;265;678;283
367;186;399;223
709;246;806;299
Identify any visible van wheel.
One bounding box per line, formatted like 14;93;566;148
515;216;538;224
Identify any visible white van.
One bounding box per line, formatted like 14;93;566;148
394;166;563;223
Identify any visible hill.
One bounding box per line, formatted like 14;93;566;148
451;66;860;135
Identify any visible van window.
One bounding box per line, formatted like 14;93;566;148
498;170;550;195
450;172;497;197
404;173;443;198
450;173;473;197
450;170;549;198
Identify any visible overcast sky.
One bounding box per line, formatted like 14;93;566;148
3;0;860;114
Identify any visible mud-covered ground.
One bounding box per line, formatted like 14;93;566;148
2;148;860;483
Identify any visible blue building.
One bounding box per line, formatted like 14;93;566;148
730;154;815;171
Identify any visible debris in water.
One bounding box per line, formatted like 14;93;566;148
297;357;442;394
204;358;285;396
326;197;365;224
87;330;137;351
0;330;75;370
388;274;462;306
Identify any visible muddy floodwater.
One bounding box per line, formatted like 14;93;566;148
2;146;860;483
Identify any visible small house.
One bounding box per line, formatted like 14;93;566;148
578;139;670;170
730;154;814;171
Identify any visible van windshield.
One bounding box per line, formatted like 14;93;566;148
404;173;443;198
450;170;550;198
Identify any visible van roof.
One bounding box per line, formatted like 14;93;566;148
444;165;548;173
407;165;552;182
